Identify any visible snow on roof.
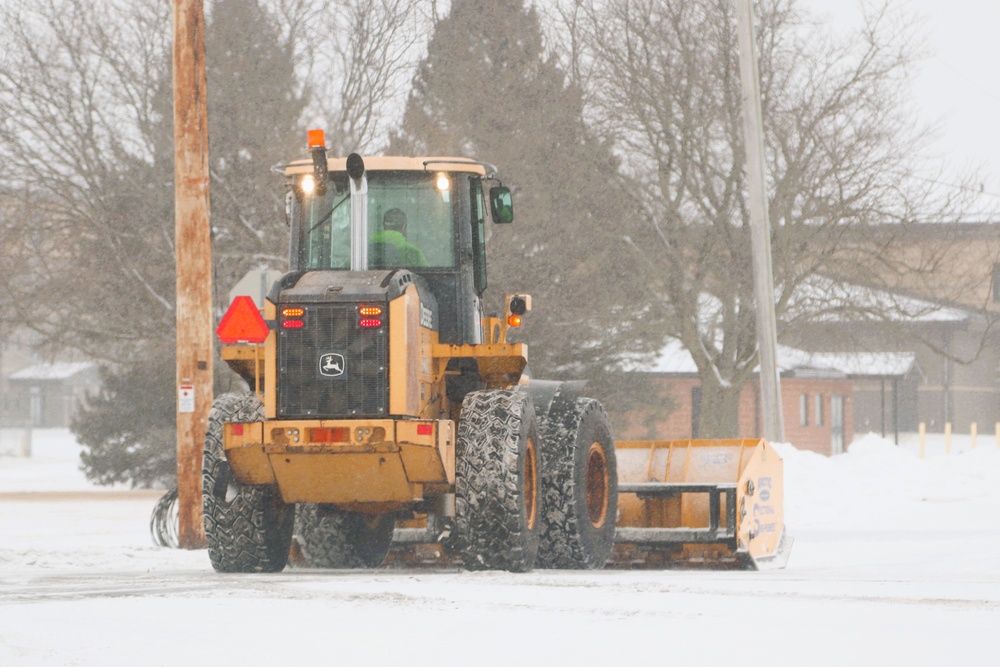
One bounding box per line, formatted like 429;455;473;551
626;339;698;374
788;276;968;323
793;351;918;377
8;362;96;381
629;340;917;378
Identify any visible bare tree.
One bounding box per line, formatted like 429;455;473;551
0;0;426;360
569;0;992;436
304;0;430;154
0;0;175;359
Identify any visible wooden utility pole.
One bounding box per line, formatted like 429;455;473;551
736;0;785;443
173;0;213;549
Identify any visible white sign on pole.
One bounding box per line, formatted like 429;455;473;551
179;384;195;413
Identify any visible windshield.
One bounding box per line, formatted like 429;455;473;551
295;171;458;271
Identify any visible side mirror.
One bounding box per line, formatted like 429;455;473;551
490;185;514;224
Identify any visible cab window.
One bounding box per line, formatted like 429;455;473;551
295;171;458;271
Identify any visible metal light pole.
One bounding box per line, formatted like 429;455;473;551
173;0;214;548
735;0;785;442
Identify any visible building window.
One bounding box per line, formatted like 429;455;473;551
815;394;824;426
691;386;702;439
799;393;809;427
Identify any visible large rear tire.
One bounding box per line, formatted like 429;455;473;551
455;389;540;572
294;504;395;568
538;398;618;569
203;393;294;573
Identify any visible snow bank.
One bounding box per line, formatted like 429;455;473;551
774;433;1000;532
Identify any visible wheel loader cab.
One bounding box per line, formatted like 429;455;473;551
287;161;496;346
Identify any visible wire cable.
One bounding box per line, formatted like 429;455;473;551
150;487;179;548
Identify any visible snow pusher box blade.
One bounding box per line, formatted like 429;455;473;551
613;438;791;569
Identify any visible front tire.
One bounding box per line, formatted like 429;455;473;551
455;389;540;572
537;398;618;569
294;504;395;568
203;393;294;573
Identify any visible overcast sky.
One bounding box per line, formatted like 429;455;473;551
811;0;1000;217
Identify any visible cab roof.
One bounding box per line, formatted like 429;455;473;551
282;156;493;177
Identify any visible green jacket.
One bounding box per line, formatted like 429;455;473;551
370;230;428;268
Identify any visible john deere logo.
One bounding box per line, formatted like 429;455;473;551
319;352;346;378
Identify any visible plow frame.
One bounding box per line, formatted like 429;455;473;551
615;483;737;546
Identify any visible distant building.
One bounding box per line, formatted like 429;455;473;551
4;362;100;428
609;340;920;456
811;222;1000;436
785;297;996;438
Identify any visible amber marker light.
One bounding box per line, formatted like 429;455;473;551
359;305;383;316
507;314;522;327
307;128;326;148
282;307;305;317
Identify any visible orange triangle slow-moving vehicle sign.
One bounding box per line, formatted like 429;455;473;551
216;296;270;344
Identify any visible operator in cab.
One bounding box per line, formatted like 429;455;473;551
371;208;428;268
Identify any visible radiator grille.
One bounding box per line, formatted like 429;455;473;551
277;304;388;418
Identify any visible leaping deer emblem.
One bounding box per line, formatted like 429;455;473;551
319;353;345;377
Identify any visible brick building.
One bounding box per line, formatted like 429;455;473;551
608;341;919;456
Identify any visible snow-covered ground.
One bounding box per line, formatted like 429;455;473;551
1;428;998;666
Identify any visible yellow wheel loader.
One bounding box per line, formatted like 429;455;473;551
205;130;791;573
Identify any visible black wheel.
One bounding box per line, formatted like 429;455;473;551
294;504;395;568
203;392;294;573
455;389;540;572
537;398;618;569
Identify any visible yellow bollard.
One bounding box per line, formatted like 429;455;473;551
945;422;952;455
971;422;977;450
919;422;926;459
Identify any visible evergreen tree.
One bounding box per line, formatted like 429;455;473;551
392;0;653;379
73;359;178;488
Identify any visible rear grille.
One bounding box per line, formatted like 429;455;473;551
277;304;388;418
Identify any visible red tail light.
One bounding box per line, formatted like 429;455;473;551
309;427;350;443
